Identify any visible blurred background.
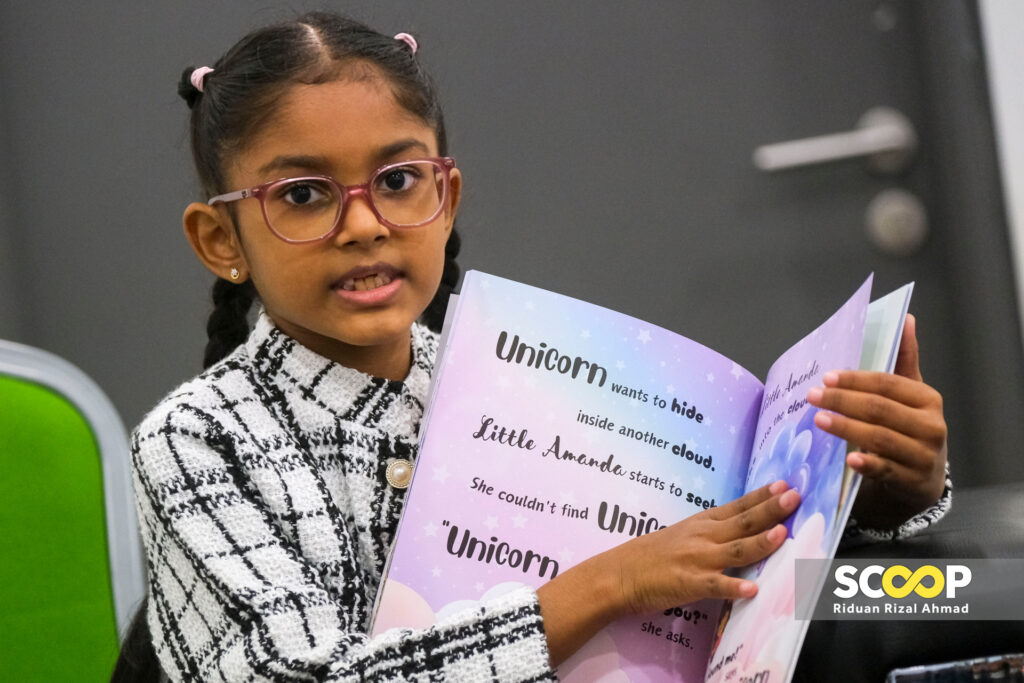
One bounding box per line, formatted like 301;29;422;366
1;0;1022;487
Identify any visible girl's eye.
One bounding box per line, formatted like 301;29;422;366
275;180;332;206
375;167;422;194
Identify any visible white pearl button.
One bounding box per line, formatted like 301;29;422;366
386;458;414;489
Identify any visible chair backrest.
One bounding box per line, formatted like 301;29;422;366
0;339;144;680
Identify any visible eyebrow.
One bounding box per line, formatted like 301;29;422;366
256;139;433;178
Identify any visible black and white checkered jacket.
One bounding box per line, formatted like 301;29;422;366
131;312;556;682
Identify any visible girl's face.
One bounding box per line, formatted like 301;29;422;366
220;76;460;379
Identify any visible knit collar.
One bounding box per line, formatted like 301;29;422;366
244;310;436;439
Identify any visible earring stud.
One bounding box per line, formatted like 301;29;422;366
229;267;240;280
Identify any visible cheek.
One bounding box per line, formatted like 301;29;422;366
410;226;451;276
239;238;309;298
425;233;451;285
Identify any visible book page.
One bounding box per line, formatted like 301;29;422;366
374;271;766;682
706;276;873;683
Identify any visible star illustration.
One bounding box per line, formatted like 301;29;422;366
616;360;626;370
581;329;591;339
483;516;499;530
731;363;745;380
433;465;451;484
512;514;528;529
637;330;652;344
558;548;575;564
666;384;675;394
706;372;715;383
423;522;438;537
432;566;442;578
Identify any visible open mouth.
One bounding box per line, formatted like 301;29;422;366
342;273;393;291
335;263;402;293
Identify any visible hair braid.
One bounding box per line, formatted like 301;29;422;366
203;278;256;368
420;225;461;332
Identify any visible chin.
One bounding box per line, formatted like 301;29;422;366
335;318;415;348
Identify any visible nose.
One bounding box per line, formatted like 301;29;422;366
332;187;388;246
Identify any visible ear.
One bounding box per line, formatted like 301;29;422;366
443;167;463;235
183;202;248;281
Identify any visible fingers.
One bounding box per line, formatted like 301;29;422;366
807;374;945;442
706;480;785;521
894;314;923;382
812;409;938;470
846;450;928;489
815;369;940;411
701;575;760;601
713;487;800;543
714;523;788;569
612;485;798;614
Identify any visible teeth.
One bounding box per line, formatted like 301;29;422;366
342;273;393;291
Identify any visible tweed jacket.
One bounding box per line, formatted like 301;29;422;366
131;313;555;682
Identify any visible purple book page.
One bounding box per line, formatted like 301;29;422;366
705;275;872;683
373;271;766;682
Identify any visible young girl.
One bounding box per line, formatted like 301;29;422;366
129;12;949;681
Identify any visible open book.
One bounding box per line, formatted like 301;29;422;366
371;271;912;683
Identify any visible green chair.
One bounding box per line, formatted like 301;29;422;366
0;339;144;681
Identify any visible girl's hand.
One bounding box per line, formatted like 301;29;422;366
806;314;948;529
537;481;799;665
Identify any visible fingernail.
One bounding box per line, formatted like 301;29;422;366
769;480;788;495
847;453;864;468
823;371;840;386
814;411;832;429
768;524;786;543
806;387;824;403
780;489;800;510
739;580;758;598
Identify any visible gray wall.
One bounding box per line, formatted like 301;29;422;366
1;2;1021;487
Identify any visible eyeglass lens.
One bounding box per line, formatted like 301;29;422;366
264;160;446;241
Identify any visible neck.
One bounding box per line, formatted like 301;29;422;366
268;316;414;381
330;335;413;381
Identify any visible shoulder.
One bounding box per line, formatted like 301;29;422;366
132;345;260;453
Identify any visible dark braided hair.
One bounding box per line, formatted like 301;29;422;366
177;11;461;369
203;278;257;369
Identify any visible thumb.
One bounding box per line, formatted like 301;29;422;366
894;313;923;382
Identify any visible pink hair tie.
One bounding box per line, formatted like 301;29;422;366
393;32;418;54
190;66;215;93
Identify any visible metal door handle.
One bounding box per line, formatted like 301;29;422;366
753;107;917;174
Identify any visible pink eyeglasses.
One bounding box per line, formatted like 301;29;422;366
208;157;456;244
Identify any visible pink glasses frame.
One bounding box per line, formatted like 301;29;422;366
207;156;456;244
